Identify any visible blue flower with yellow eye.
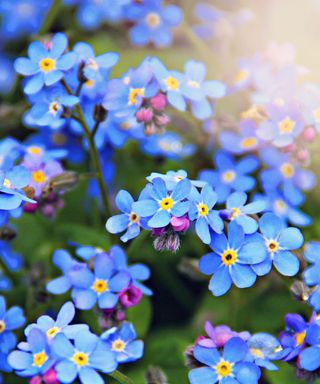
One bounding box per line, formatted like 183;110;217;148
106;190;149;242
52;330;117;383
141;132;195;159
219;120;261;155
8;328;54;377
199;222;266;296
0;296;25;354
189;337;261;384
259;147;316;205
219;192;266;234
151;58;187;111
14;33;77;95
103;62;157;118
0;166;34;210
70;252;131;310
279;314;310;362
181;60;226;120
26;86;79;129
127;0;183;48
100;322;143;363
199;151;259;203
132;177;192;229
247;333;289;371
299;322;320;371
250;213;303;277
254;189;312;227
256;101;304;148
73;42;119;82
24;301;88;341
189;184;224;244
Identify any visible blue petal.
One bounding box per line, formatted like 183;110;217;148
273;251;299;276
106;214;129;234
148;210;170;228
132;200;158;217
46;276;71;295
237;241;267;264
14;58;38;76
115;190;134;213
228;222;245;249
56;301;75;328
94;254;114;280
189;367;218;384
72;288;97;310
109;272;131;292
75;331;98;354
8;351;32;370
171;178;191;201
98;292;119;309
52;333;74;358
171;201;190;217
79;366;104;384
194;345;220;366
199;253;221;275
223;337;248;363
259;213;284;238
230;264;256;288
227;192;247;208
209;266;232;296
300;346;320;371
24;73;44;94
50;33;68;58
278;227;304;250
196;217;211;244
56;359;78;383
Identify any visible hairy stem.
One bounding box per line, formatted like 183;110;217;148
61;79;111;217
109;370;134;384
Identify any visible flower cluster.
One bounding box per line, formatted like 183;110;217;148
8;301;143;384
106;170;304;295
47;244;152;321
186;321;287;384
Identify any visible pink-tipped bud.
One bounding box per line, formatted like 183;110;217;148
302;126;317;142
44;369;59;384
136;107;153;123
119;284;143;309
24;202;38;213
155;113;170;127
30;377;42;384
283;143;296;153
170;216;190;232
150;93;167;111
297;148;310;162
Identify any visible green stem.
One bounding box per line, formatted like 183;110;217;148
91;121;101;139
109;370;134;384
61;79;112;217
181;20;209;58
39;0;62;35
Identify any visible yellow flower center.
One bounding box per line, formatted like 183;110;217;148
88;58;99;70
222;170;236;183
0;320;6;334
128;88;145;105
28;146;43;155
250;348;264;358
72;352;88;367
216;361;232;377
46;326;60;338
85;79;95;88
280;162;295;178
120;121;131;130
3;178;11;188
146;12;161;28
230;207;241;219
129;212;139;224
240;137;258;149
266;240;280;253
295;331;306;346
93;279;108;293
32;170;46;184
221;249;237;266
198;203;209;217
241;105;266;123
234;69;249;84
164;76;180;90
49;101;60;115
112;339;126;352
278;117;296;134
274;199;287;213
33;351;48;367
159;197;174;211
313;108;320;122
39;58;56;72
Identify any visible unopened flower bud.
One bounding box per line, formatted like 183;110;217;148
145;366;168;384
170;216;190;232
136;107;153;123
44;369;59;384
24;202;38;213
94;104;107;123
302;126;317;142
150;93;167;111
119;284;143;309
155;113;170;127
